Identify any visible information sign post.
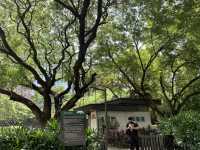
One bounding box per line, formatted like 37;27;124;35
60;111;86;148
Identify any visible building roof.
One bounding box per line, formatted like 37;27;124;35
75;97;161;113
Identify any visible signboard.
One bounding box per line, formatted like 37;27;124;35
60;111;86;146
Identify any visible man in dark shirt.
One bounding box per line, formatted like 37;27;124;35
126;121;140;150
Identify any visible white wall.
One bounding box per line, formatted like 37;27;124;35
90;111;98;130
97;111;151;130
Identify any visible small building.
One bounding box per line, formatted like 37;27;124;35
76;97;160;132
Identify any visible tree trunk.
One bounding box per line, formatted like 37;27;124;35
37;113;51;128
54;97;61;119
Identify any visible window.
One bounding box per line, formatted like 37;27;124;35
136;116;140;122
128;116;145;122
140;116;145;122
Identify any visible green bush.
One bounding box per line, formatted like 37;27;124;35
0;119;64;150
85;128;104;150
159;111;200;150
0;123;107;149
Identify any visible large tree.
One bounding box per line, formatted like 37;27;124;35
0;0;112;127
92;0;200;116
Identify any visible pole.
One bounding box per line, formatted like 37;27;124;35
58;95;64;123
104;89;108;150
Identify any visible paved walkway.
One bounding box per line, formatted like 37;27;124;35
108;147;129;150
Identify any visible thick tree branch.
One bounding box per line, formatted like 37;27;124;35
171;61;193;97
160;75;173;109
177;75;200;97
176;91;200;113
14;1;49;81
85;0;103;48
61;73;96;111
54;0;80;17
0;87;42;119
56;81;72;99
134;40;144;70
0;27;45;86
51;19;76;85
170;60;176;98
108;50;140;94
140;45;165;93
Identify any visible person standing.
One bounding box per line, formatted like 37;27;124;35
126;121;140;150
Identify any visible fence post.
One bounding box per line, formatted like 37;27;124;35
164;135;175;150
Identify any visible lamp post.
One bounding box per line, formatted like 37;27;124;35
104;88;108;150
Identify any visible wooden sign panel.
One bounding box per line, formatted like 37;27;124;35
60;111;86;146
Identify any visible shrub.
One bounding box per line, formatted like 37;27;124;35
159;111;200;150
0;123;112;149
85;128;104;150
0;119;64;150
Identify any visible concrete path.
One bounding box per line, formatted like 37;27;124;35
108;147;129;150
